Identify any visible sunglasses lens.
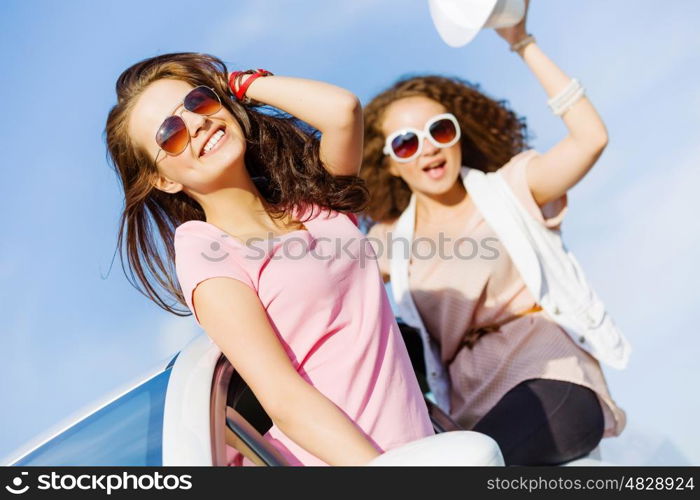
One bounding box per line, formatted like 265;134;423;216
156;116;189;154
184;86;221;115
429;118;458;145
391;132;419;160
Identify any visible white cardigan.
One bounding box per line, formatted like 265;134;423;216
389;155;631;413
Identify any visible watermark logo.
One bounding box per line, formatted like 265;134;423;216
3;471;194;496
198;231;501;268
201;239;230;262
5;472;29;495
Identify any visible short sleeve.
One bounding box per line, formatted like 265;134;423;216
365;220;394;278
498;149;569;231
174;224;256;327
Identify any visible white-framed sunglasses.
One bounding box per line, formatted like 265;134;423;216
383;112;461;163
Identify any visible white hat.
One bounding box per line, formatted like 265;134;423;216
428;0;526;47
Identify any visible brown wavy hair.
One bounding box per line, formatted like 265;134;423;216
361;75;529;222
104;52;368;316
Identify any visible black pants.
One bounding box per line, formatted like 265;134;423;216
471;378;604;466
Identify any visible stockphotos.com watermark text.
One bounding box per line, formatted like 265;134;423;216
4;470;192;495
199;231;502;267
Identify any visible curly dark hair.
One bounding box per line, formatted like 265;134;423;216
104;52;368;316
361;75;529;222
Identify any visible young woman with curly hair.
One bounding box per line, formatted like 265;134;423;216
104;52;504;466
362;3;625;465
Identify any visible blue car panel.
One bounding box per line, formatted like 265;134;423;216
13;368;172;466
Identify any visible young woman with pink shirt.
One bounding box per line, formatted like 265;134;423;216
362;2;625;465
104;52;502;466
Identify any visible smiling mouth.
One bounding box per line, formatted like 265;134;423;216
199;125;227;157
422;159;446;171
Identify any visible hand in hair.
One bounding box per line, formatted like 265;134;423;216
231;73;364;178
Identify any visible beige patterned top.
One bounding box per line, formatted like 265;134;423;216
367;152;625;437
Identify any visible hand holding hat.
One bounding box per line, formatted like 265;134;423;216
495;0;530;47
428;0;527;47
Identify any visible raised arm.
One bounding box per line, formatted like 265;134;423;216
497;0;609;206
193;276;381;465
230;73;363;177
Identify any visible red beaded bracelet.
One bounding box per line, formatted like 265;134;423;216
228;69;273;103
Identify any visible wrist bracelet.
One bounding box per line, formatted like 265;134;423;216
547;78;586;116
228;69;274;104
510;34;535;52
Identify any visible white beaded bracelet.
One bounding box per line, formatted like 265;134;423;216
547;78;586;116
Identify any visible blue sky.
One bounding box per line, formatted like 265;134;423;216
1;0;699;464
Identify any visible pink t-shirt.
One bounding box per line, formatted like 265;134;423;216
174;203;434;465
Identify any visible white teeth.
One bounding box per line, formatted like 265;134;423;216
203;129;225;155
424;160;445;170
